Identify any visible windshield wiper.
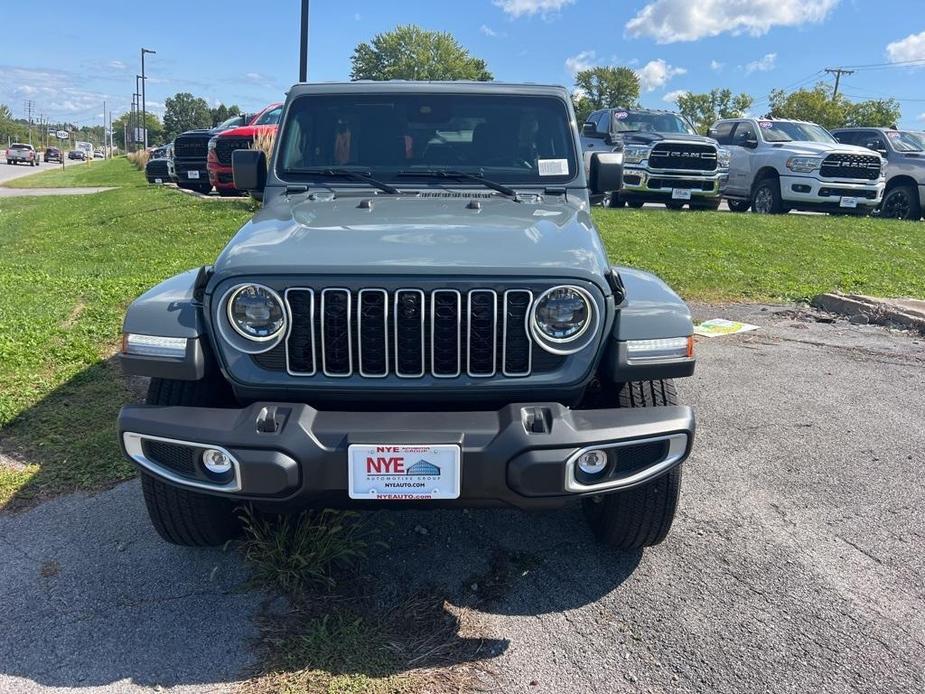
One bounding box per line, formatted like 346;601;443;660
290;167;401;195
396;169;518;198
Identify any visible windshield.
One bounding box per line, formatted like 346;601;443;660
758;121;836;144
10;144;30;149
254;106;282;126
612;110;696;135
218;115;244;129
277;93;577;185
886;130;924;153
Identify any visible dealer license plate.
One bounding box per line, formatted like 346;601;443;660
671;188;692;200
154;178;163;184
347;444;461;500
187;170;200;180
839;196;858;208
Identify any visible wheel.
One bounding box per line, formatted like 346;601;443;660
727;198;750;213
582;380;683;550
196;182;213;195
665;201;686;211
692;199;721;211
751;178;785;214
626;200;644;209
218;188;241;197
606;193;625;209
140;378;240;546
880;185;922;221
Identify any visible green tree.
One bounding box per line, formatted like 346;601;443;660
677;89;753;134
210;103;242;127
572;67;640;123
350;25;492;81
767;83;849;130
112;111;164;149
162;92;212;141
845;99;902;128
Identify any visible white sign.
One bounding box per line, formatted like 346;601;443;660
187;170;200;179
56;130;69;140
839;197;858;209
671;188;692;200
347;444;461;500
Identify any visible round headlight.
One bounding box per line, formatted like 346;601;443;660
532;286;592;342
226;284;286;341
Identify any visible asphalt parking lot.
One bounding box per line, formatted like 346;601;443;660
0;303;922;693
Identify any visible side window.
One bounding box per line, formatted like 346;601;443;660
585;111;600;128
860;133;887;153
710;121;735;145
732;122;757;147
599;110;612;134
833;131;856;145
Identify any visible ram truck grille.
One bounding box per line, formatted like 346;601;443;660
215;137;253;165
173;136;209;159
648;143;718;172
277;287;539;379
820;154;881;181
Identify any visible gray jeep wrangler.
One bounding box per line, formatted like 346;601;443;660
118;82;696;550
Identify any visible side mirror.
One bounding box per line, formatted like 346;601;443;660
232;149;267;194
582;122;605;139
877;148;889;157
744;136;759;149
589;151;623;195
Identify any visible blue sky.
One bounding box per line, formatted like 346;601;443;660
1;0;923;130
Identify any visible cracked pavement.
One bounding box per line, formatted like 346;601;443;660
0;303;922;693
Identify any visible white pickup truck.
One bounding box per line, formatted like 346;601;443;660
709;118;885;214
6;143;39;167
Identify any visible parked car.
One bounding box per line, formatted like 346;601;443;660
118;81;695;551
68;150;86;161
710;118;885;214
831;128;924;220
172;115;250;195
44;146;62;163
145;146;171;184
582;109;729;210
94;149;105;159
208;104;282;195
6;143;39;166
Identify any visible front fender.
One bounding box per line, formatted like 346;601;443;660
120;269;210;380
606;266;695;382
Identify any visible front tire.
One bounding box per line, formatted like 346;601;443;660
582;380;683;550
665;201;686;211
751;178;785;214
880;185;922;221
626;200;644;209
140;378;240;546
727;198;750;213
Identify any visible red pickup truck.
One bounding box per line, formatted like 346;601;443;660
207;102;283;195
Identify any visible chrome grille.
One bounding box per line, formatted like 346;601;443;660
649;143;718;172
820;154;881;181
283;288;536;379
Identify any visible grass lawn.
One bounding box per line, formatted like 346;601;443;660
0;160;252;507
1;166;923;507
595;208;925;302
3;156;144;188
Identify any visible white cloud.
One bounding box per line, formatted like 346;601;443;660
565;50;597;76
710;60;724;71
493;0;575;18
744;52;777;74
663;89;688;104
354;12;361;21
626;0;840;43
635;59;686;92
919;112;925;122
109;60;127;70
0;66;111;119
886;31;925;64
480;24;500;37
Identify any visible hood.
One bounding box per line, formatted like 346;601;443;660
213;194;610;290
767;141;877;157
216;123;279;140
618;132;717;146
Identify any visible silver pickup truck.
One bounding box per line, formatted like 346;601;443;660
5;143;39;166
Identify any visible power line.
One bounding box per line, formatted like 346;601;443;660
838;58;925;70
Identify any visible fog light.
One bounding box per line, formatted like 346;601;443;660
576;449;608;475
202;449;232;475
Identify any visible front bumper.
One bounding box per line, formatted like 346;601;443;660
621;168;727;201
207;162;236;191
173;159;209;185
779;175;884;209
118;401;695;510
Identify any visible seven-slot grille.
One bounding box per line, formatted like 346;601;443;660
820;153;881;181
173;136;209;159
282;288;536;378
648;142;718;172
215;137;253;165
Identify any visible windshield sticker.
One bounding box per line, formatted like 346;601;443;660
614;111;629;120
758;121;774;129
538;159;569;176
887;131;902;139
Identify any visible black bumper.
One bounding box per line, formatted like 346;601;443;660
118;401;695;510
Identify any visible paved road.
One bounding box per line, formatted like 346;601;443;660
0;187;115;198
0;159;50;186
0;304;922;692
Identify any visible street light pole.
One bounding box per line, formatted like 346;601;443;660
135;74;143;151
141;48;156;148
299;0;310;82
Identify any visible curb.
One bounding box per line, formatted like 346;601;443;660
811;293;925;335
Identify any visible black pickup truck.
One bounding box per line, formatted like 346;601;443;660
171;115;249;195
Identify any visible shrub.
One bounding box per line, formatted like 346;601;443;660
127;150;149;170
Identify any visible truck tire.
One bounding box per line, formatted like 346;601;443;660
627;201;644;209
582;379;683;550
751;178;785;214
727;199;750;213
692;199;721;211
665;201;686;211
140;377;240;546
880;184;922;221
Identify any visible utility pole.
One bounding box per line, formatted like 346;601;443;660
299;0;310;82
141;48;156;148
824;67;855;99
135;74;143;150
24;99;34;145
